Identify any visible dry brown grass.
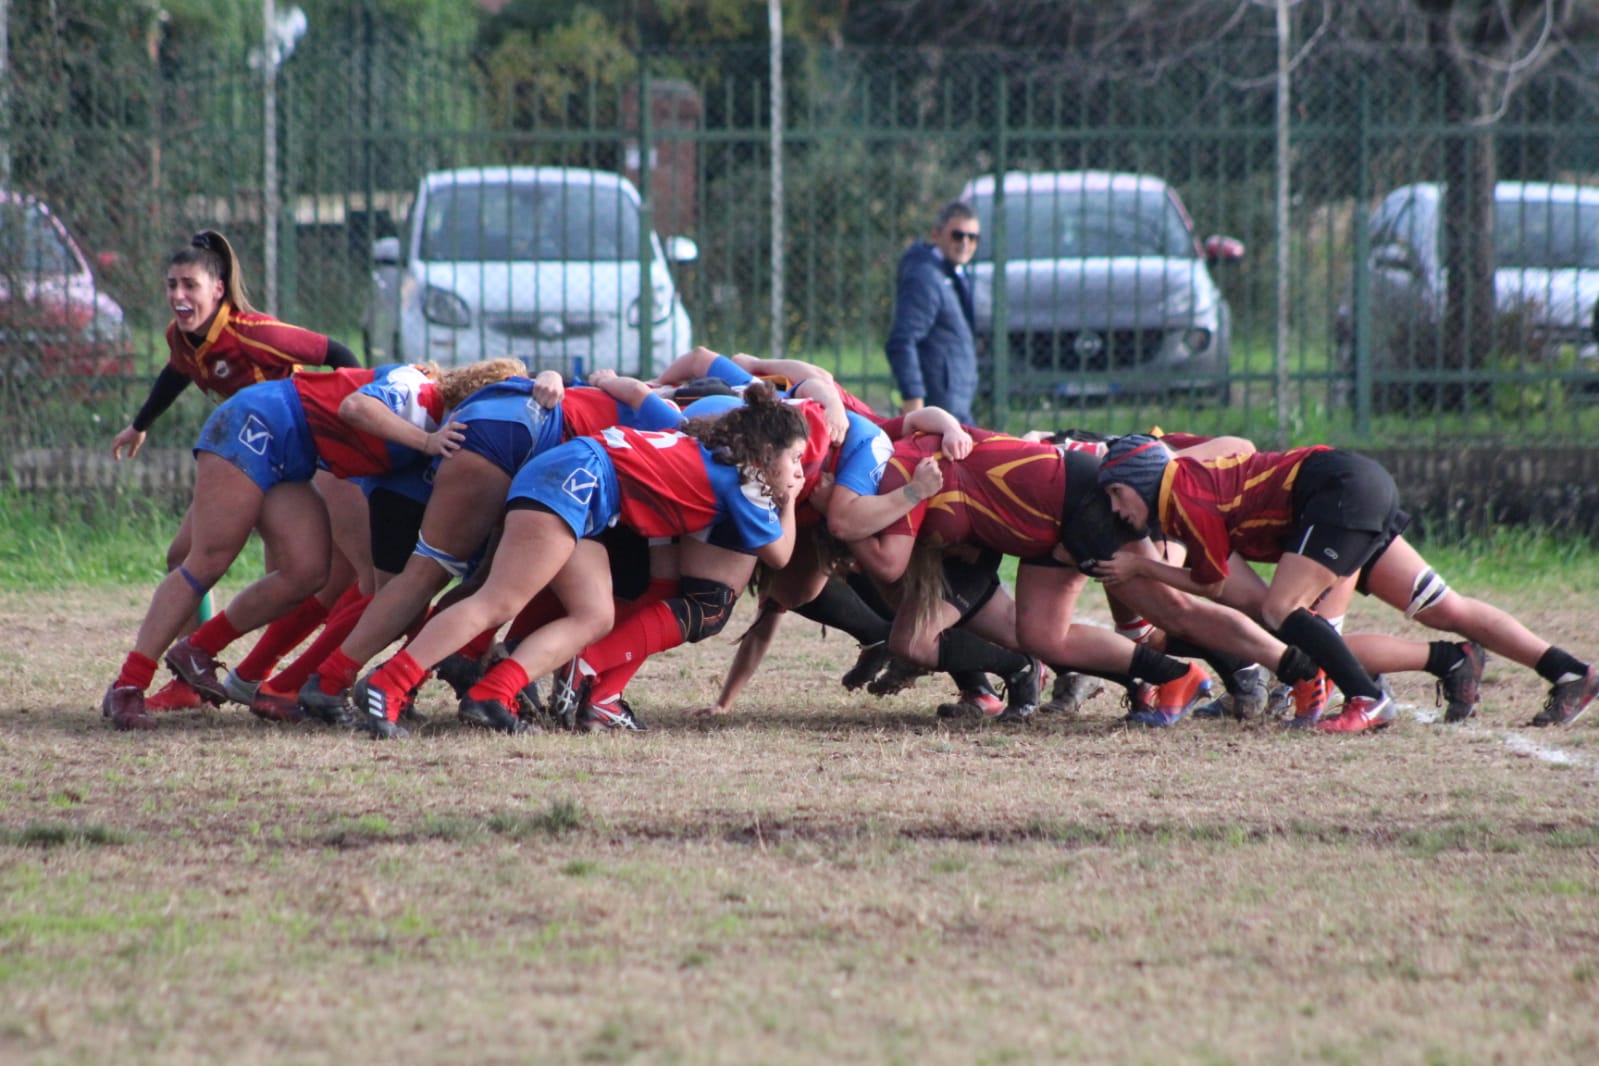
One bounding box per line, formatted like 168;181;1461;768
2;584;1598;1065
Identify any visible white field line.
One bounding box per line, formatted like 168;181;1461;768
1404;703;1589;768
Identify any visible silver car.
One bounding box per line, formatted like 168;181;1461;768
961;171;1243;405
364;166;697;376
1343;181;1599;381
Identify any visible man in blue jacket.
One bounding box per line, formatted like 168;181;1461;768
885;200;981;425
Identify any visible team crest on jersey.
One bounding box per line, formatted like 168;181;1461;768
212;360;230;379
238;414;272;455
562;465;600;504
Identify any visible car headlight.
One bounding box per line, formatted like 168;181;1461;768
627;284;677;327
422;285;470;328
1181;328;1213;353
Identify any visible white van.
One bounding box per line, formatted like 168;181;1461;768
364;167;696;375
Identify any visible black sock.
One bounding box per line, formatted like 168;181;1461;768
1535;646;1588;684
1275;608;1382;699
793;579;891;645
1166;636;1249;687
1424;640;1466;679
845;570;895;618
1129;643;1189;685
1275;646;1318;685
935;629;1029;678
949;670;994;695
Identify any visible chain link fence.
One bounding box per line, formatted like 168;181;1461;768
5;25;1599;491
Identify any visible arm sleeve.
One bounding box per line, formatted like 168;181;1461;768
884;260;938;401
321;339;362;369
131;366;194;432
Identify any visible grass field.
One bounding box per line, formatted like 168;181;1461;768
3;561;1599;1064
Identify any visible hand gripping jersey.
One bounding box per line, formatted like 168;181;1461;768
293;364;444;478
876;429;1067;560
1158;445;1333;586
166;303;332;398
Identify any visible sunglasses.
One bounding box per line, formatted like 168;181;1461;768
948;230;980;244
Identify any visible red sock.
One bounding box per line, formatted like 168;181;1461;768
268;593;371;695
190;611;244;656
457;625;498;663
467;659;530;707
317;647;364;695
635;577;678;608
234;596;330;681
372;651;427;704
115;652;159;692
583;600;684;676
589;658;647;705
505;589;566;647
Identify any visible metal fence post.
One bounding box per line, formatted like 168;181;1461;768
637;64;655;378
1353;76;1372;437
991;71;1010;429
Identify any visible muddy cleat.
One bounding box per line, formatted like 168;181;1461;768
297;675;351;726
841;641;894;692
936;689;1005;720
1531;666;1599;728
865;656;931;697
1038;672;1104;716
1315;691;1396;734
1128;662;1210;728
1283;671;1331;729
580;696;647;732
222;669;260;707
547;660;587;731
1437;642;1487;723
994;659;1043;723
435;653;486;701
1122;680;1157;718
1196;665;1270;720
145;677;203;712
513;677;544;721
249;684;304;722
349;676;409;739
1265;682;1294;719
102;684;155;731
163;637;228;705
458;696;535;734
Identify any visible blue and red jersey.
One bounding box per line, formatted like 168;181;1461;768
292;364;443;479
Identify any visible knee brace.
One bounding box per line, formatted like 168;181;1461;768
1405;567;1450;620
412;534;474;580
668;577;738;643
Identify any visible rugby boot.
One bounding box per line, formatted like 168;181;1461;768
163;637;228;705
145;677;203;712
349;675;409;739
249;684;303;723
1438;642;1487;723
458;696;535;734
1038;672;1104;716
297;675;352;725
994;659;1043;723
1531;666;1599;727
936;689;1005;720
579;695;648;732
1315;691;1397;734
841;642;894;692
1127;662;1210;728
1283;671;1331;729
102;684;155;731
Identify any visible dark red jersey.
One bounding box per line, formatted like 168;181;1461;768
166;303;332;399
1159;445;1333;585
877;429;1065;558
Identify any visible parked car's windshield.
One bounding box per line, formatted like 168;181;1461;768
1494;198;1599;270
420;181;641;263
0;201;79;276
970;188;1195;261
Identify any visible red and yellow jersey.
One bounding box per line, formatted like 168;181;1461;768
876;429;1065;558
165;303;331;399
1158;445;1332;585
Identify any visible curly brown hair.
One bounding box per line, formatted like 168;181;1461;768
425;358;528;408
680;379;807;494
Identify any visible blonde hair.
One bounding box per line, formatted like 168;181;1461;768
169;230;256;314
435;357;527;408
